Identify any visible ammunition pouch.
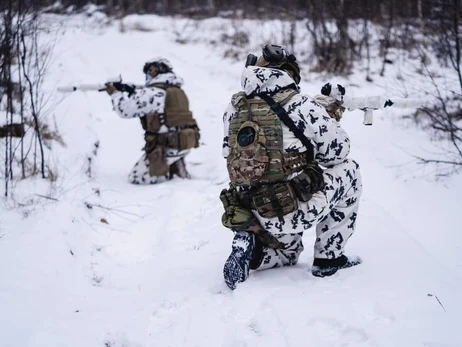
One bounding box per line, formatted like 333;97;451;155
251;182;298;220
219;188;284;249
144;127;200;151
165;110;196;128
140;113;160;133
220;188;253;229
178;127;200;150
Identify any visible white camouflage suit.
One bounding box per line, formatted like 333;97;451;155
110;72;190;184
222;67;362;269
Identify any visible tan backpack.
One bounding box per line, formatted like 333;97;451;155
227;89;307;186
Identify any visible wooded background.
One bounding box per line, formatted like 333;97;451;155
1;0;461;195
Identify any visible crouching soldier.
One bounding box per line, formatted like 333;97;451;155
105;57;200;184
220;45;362;290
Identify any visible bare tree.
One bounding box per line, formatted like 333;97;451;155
303;0;357;74
0;0;62;196
1;0;19;196
411;0;462;174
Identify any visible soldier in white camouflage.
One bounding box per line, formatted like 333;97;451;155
220;45;362;290
105;57;200;184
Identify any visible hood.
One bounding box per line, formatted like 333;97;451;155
241;66;298;96
145;71;184;87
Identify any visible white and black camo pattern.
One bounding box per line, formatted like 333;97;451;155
257;233;304;270
241;67;300;96
109;72;189;184
222;66;362;261
255;159;362;267
110;72;184;133
223;67;351;166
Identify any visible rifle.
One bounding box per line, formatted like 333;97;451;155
319;83;423;125
57;75;143;94
57;84;109;92
342;95;423;125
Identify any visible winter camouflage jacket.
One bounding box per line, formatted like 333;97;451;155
222;66;351;167
110;72;185;134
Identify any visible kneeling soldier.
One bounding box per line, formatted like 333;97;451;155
221;45;362;290
106;57;200;184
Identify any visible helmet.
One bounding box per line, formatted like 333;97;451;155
245;44;301;84
142;57;173;74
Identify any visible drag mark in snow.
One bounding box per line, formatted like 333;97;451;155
185;239;209;251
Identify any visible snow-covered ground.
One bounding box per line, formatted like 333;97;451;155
1;13;462;347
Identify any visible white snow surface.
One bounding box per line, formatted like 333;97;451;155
1;13;462;347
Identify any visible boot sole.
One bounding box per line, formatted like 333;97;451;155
311;258;362;278
223;254;249;290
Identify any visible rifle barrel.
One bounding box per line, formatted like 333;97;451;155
57;84;106;92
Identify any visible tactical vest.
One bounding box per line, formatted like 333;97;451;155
227;89;308;187
141;83;200;177
141;83;200;153
225;89;325;223
140;83;197;132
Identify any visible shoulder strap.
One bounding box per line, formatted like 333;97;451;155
150;83;180;90
258;93;314;161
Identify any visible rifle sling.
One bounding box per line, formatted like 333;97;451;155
258;93;315;162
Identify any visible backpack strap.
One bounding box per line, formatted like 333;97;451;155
149;82;183;90
258;93;315;162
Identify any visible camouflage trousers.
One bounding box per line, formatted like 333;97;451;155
128;149;190;185
253;158;362;270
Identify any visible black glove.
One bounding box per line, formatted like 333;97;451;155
290;161;325;202
112;82;136;96
304;161;326;193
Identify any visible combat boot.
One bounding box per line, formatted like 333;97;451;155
223;231;255;290
311;255;362;278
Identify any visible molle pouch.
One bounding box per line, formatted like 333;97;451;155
166;132;180;149
227;121;269;186
219;189;232;210
252;182;298;219
178;128;200;150
148;145;169;176
219;188;239;210
220;189;252;229
165;111;196;127
144;133;157;153
290;172;313;202
220;188;254;230
144;113;160;132
221;205;254;230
